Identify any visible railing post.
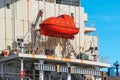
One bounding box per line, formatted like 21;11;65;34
39;60;44;80
20;58;24;80
67;63;71;80
0;63;4;78
48;72;51;80
94;76;97;80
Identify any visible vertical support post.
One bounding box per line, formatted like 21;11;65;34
59;72;62;80
48;72;51;80
33;70;35;80
67;63;71;80
39;60;44;80
116;66;119;77
94;76;96;80
94;76;100;80
94;67;100;80
20;59;24;80
0;63;4;78
101;72;104;80
21;43;24;54
31;27;35;48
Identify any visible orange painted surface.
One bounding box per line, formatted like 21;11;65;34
47;56;56;60
32;53;35;58
47;56;72;62
61;57;72;61
40;14;79;39
80;60;84;63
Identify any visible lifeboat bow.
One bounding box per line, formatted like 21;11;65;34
39;14;79;39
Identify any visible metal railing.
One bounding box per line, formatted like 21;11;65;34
33;64;102;76
59;66;69;73
97;56;109;64
0;73;20;80
1;49;109;64
72;67;101;76
35;64;56;71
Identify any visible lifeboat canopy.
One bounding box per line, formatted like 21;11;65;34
39;14;79;39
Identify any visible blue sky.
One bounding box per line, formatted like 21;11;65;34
82;0;120;67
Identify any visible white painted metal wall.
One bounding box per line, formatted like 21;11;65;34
0;0;95;55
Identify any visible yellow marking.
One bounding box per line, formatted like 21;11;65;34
80;60;84;63
46;56;73;62
47;56;55;60
32;53;35;58
61;57;72;61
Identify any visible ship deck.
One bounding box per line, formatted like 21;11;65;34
0;53;110;68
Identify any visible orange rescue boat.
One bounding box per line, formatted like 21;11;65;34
39;14;79;39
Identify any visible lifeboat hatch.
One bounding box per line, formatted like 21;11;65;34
39;14;79;39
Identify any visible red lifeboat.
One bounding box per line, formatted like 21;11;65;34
39;14;79;39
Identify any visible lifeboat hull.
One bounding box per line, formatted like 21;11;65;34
40;24;79;35
39;14;79;39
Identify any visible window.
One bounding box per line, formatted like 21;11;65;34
56;0;80;6
6;3;10;9
45;0;55;3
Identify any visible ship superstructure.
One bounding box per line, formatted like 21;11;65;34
0;0;110;80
